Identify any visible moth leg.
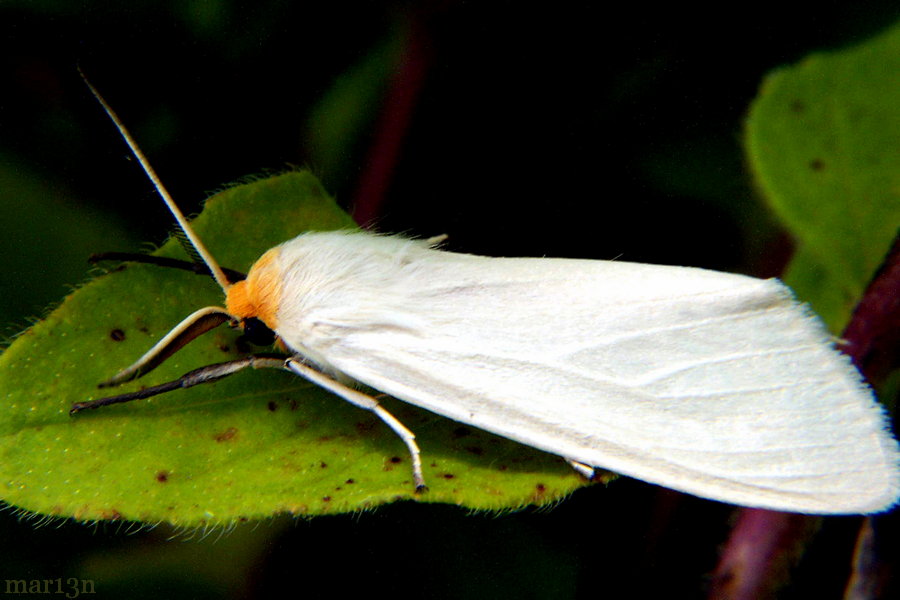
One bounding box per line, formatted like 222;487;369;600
285;358;427;492
71;355;286;415
565;458;596;480
89;252;247;283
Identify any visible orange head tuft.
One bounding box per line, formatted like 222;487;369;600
225;247;283;330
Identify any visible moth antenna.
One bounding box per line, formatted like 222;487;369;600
79;68;232;292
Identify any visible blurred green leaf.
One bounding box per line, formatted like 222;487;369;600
0;171;592;527
746;22;900;329
0;155;138;325
305;33;400;189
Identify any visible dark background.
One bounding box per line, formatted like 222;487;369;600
2;2;898;598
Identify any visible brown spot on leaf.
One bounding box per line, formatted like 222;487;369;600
453;426;472;438
442;473;455;480
322;496;331;502
465;446;484;456
345;478;355;485
320;461;328;469
810;158;825;171
99;509;124;520
389;456;403;464
109;329;126;341
355;420;377;434
214;427;238;442
535;483;546;493
267;401;278;412
156;471;169;483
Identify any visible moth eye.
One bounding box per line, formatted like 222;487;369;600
242;317;276;346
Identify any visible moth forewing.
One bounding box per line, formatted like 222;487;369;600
260;232;900;514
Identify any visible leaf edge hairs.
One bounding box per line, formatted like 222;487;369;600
71;73;900;515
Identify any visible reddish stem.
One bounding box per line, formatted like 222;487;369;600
841;233;900;383
351;17;432;228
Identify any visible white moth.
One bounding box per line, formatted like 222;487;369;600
73;75;900;515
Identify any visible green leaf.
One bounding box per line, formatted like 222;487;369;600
745;22;900;330
0;171;593;527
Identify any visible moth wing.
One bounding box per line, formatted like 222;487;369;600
283;246;900;514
